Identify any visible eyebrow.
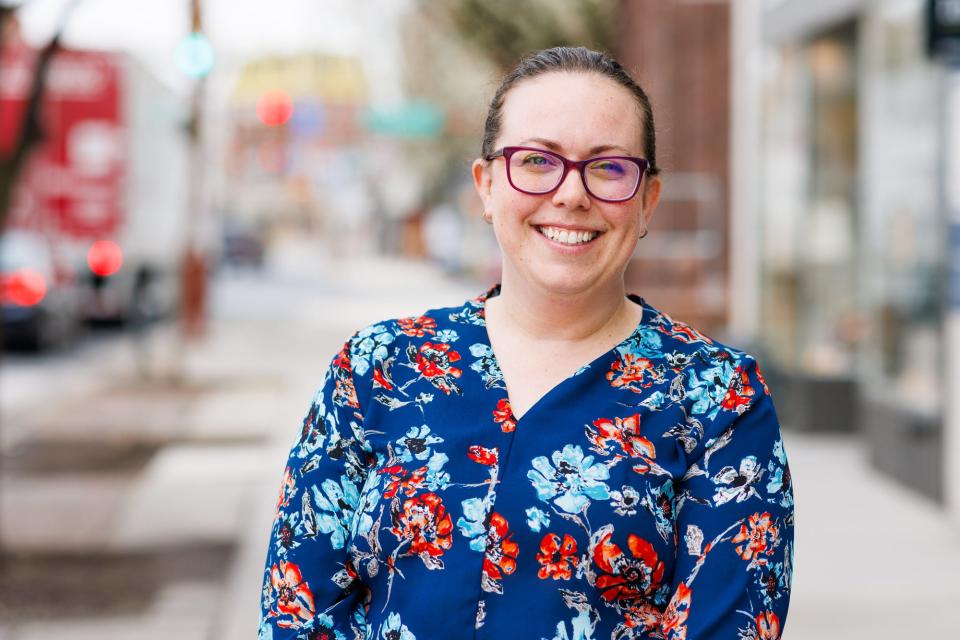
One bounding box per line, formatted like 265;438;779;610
518;137;632;156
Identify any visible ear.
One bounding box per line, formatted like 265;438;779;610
472;158;493;212
640;175;662;229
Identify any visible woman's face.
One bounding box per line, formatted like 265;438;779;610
473;71;661;299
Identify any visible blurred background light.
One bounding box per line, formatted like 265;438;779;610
86;239;123;276
255;89;293;127
174;31;215;78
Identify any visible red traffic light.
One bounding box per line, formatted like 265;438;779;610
256;90;293;127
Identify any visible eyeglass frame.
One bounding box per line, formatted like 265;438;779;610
484;145;650;203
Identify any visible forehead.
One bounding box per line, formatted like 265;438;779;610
498;71;644;155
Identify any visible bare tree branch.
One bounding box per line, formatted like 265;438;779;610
0;0;82;231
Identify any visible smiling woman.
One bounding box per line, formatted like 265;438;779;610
258;47;795;640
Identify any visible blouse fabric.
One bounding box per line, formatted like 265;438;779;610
259;284;794;640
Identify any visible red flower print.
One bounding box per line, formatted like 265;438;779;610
392;492;454;558
622;602;663;634
373;362;394;390
269;560;316;627
755;610;781;639
415;342;463;395
587;414;657;471
332;344;360;408
606;354;657;392
398;315;437;337
756;362;771;395
379;465;426;500
658;321;713;345
660;581;691;640
493;398;517;433
468;445;499;466
593;529;665;610
722;366;755;413
732;512;778;565
274;467;295;518
482;512;519;591
536;532;579;580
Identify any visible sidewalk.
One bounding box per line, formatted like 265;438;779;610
783;431;960;637
2;244;959;637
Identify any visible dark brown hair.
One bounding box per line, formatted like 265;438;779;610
481;46;660;176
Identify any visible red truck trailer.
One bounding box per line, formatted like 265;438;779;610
1;46;189;344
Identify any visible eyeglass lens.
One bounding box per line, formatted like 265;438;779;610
507;149;642;201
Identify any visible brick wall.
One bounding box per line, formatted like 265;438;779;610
619;0;731;334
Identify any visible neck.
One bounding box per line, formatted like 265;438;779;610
487;273;636;345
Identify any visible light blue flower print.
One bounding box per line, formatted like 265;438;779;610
686;360;737;420
436;329;459;343
425;451;451;490
619;326;662;359
767;439;793;508
547;591;598;640
394;424;444;463
351;473;382;539
353;324;395;376
526;506;551;532
258;618;273;640
528;444;611;514
381;612;416;640
275;511;301;556
307;614;346;640
756;561;789;608
458;496;492;552
640;480;675;543
311;474;361;549
640;390;665;411
468;343;504;389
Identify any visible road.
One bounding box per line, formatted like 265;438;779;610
1;238;958;638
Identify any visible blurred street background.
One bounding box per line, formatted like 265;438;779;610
1;0;959;637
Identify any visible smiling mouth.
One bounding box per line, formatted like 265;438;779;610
536;225;602;246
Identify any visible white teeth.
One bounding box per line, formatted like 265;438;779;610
539;226;599;245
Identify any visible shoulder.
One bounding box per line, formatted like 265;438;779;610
336;291;489;399
621;297;773;426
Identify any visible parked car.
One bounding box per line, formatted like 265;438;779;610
1;230;83;350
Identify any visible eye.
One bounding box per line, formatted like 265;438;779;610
518;152;559;170
588;159;627;179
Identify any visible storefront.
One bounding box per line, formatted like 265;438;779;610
758;0;952;501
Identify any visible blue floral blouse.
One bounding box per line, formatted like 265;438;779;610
259;284;794;640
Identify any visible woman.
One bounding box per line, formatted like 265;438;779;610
259;47;794;640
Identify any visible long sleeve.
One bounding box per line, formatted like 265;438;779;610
660;358;794;639
259;336;372;640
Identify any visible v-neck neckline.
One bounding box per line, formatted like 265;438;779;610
473;283;649;425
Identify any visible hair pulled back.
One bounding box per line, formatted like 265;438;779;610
481;46;660;177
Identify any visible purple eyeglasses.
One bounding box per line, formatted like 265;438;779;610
485;146;649;203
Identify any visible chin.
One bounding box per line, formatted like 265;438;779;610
527;269;607;297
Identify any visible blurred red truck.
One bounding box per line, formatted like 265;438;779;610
1;46;188;344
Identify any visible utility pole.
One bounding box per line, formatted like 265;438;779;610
180;0;210;342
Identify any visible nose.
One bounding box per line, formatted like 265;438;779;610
551;166;591;210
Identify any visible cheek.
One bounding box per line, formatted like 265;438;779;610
490;182;540;221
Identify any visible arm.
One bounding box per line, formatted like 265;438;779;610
259;336;372;640
661;358;794;639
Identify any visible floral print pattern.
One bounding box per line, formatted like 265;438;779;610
260;284;794;639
